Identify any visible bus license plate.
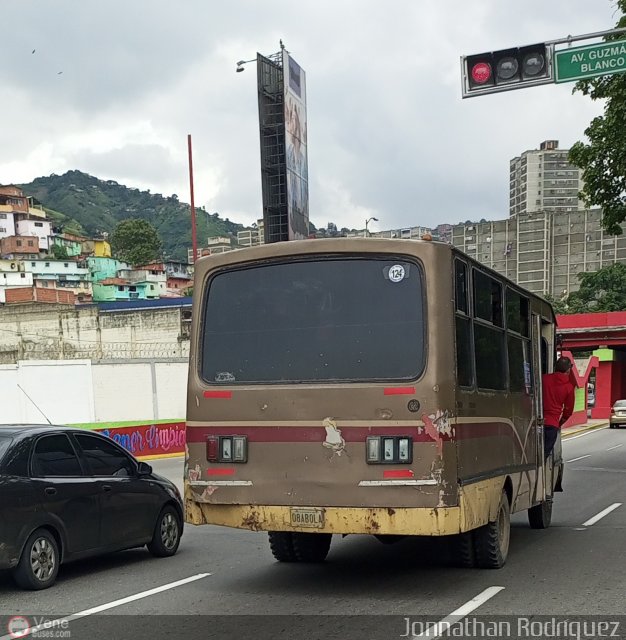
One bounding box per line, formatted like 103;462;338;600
290;508;324;528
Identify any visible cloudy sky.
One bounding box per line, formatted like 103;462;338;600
0;1;619;233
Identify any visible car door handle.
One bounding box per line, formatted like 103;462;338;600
44;487;57;496
102;484;112;492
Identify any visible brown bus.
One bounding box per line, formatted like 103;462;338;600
184;237;563;568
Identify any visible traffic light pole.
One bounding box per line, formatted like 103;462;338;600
546;26;626;47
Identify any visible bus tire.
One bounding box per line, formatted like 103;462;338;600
268;532;297;562
528;498;552;529
292;532;332;563
453;532;475;568
473;490;510;569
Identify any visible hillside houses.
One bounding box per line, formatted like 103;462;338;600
0;185;193;305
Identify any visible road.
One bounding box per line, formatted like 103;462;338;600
1;426;625;639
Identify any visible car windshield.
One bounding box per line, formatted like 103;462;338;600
614;400;626;408
0;436;12;465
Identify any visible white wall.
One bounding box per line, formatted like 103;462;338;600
1;272;33;287
0;212;16;239
0;359;187;425
0;364;22;422
16;220;51;250
92;362;154;422
155;362;187;420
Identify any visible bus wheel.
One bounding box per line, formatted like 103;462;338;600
473;490;510;569
268;532;297;562
528;497;553;529
292;532;332;563
452;532;475;568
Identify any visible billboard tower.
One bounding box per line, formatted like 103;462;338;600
255;44;309;242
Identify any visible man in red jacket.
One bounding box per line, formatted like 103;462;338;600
542;356;576;459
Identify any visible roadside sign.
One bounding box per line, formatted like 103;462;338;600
555;39;626;83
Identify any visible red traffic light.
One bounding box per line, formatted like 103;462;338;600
462;43;553;97
471;62;492;84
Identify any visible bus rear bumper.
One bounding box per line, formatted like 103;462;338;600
183;478;503;536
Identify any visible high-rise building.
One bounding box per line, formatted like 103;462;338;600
451;208;624;298
509;140;584;217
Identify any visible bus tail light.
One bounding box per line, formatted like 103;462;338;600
366;436;413;464
207;436;248;462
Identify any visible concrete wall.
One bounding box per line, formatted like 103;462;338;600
0;303;190;363
0;358;187;425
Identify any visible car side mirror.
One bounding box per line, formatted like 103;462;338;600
137;461;153;477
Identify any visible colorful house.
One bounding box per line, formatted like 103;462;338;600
92;278;160;302
50;234;82;257
87;257;129;283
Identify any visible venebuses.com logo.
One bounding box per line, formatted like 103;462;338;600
7;617;30;639
5;616;70;639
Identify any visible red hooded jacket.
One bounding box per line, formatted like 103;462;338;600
542;371;575;428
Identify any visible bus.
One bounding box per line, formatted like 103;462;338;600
184;237;563;568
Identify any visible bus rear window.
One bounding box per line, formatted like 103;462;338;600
201;257;426;384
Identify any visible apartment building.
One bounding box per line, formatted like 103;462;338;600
509;140;584;217
0;236;40;259
14;216;52;250
451;208;625;298
25;259;92;297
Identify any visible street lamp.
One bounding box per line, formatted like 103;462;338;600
236;58;257;72
364;217;379;237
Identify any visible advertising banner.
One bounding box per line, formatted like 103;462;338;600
283;51;309;240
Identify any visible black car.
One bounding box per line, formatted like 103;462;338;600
0;425;184;590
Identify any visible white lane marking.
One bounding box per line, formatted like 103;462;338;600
607;444;623;451
567;454;591;463
563;426;608;441
412;586;505;639
0;573;211;640
582;503;622;527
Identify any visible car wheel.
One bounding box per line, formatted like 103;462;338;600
147;505;181;557
12;529;60;590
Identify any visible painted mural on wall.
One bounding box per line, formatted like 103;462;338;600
95;421;186;457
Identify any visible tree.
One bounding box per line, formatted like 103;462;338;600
111;219;162;266
558;263;626;313
569;1;626;235
51;244;69;260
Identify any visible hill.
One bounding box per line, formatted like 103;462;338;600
19;170;244;262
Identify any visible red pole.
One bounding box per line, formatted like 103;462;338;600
188;134;198;263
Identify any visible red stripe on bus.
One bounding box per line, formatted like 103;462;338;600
186;426;438;444
206;468;235;476
383;469;415;478
185;422;521;445
383;387;415;395
203;391;232;399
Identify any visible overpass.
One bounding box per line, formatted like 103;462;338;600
557;311;626;420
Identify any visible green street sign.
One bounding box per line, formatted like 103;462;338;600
555;40;626;83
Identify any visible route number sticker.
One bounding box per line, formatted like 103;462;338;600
388;265;406;282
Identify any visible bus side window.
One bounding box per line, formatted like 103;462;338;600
454;260;468;314
454;260;473;387
473;269;506;391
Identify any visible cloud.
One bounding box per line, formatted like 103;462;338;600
0;0;616;233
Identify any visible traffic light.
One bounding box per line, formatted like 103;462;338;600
461;43;554;98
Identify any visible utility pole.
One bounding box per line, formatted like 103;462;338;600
188;134;198;263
